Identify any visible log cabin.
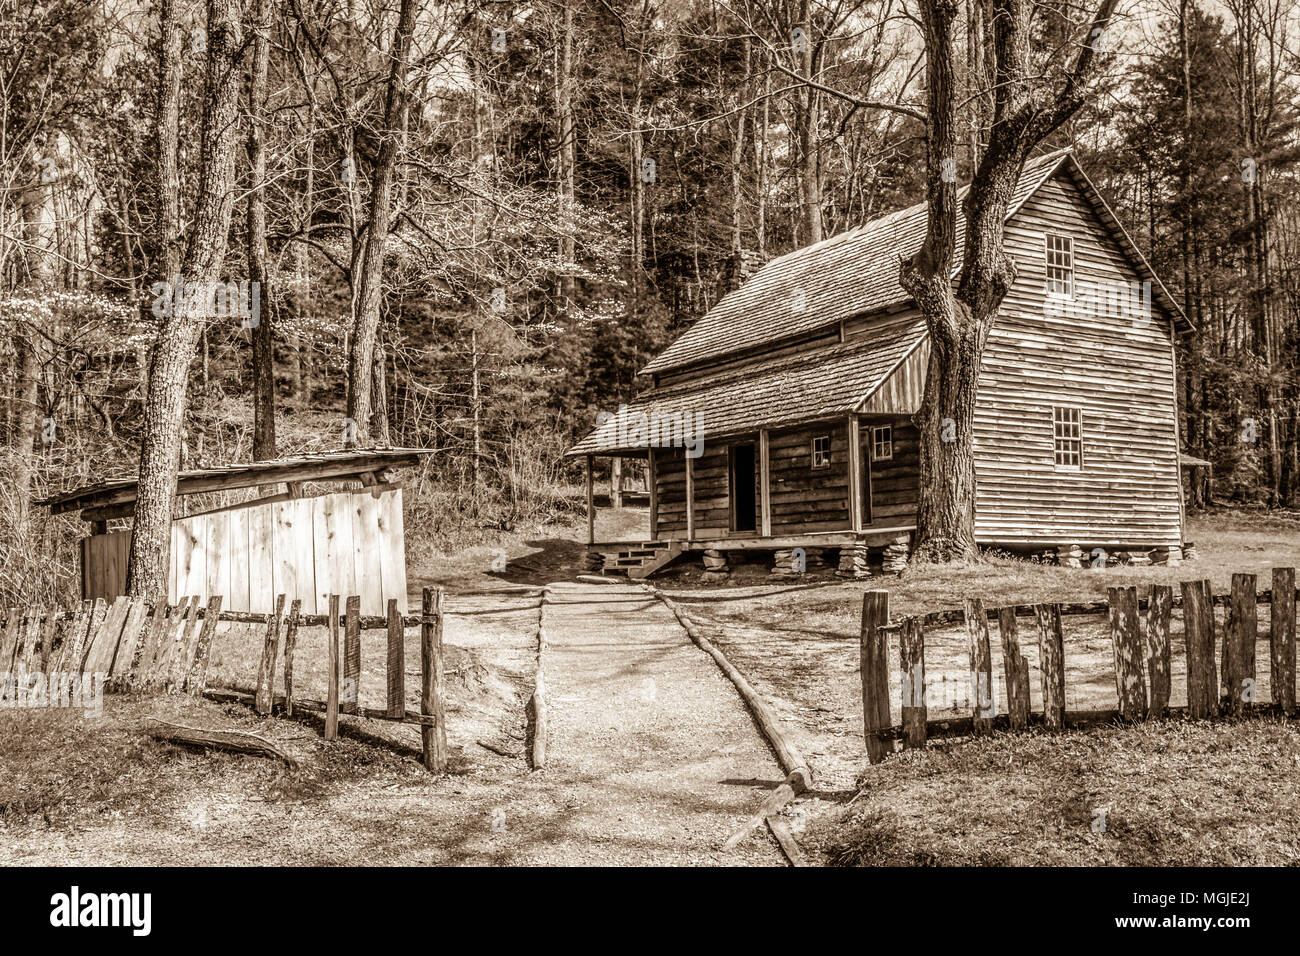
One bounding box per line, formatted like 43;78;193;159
569;148;1194;577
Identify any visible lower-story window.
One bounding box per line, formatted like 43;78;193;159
871;425;892;461
1053;405;1083;469
811;434;831;468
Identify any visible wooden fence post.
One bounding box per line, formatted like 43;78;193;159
1271;567;1296;716
1146;585;1172;719
282;599;302;716
1224;573;1257;715
899;616;926;749
386;598;405;719
421;587;448;772
1180;580;1213;718
964;598;995;734
343;596;361;715
326;595;340;741
860;590;891;763
1202;579;1219;714
186;595;224;695
1035;603;1065;730
998;607;1031;731
1107;587;1146;720
254;595;285;714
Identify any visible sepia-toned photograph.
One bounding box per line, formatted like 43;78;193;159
0;0;1292;923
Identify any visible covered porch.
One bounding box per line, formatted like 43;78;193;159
568;325;928;578
575;411;920;578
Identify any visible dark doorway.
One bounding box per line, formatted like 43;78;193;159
730;443;757;532
861;433;874;525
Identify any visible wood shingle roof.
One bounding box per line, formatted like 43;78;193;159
641;148;1187;376
569;319;926;456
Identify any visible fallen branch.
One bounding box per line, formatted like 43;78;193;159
764;813;808;867
477;738;523;759
144;717;300;768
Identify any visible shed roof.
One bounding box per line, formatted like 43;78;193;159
40;447;432;516
642;149;1190;376
568;319;926;456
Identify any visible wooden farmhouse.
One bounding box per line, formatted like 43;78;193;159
570;148;1194;577
40;448;429;615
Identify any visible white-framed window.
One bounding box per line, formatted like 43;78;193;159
811;434;831;468
1053;406;1083;469
871;425;892;461
1046;233;1074;297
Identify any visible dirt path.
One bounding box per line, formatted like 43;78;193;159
503;580;784;864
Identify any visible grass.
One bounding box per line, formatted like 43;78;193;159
810;716;1300;866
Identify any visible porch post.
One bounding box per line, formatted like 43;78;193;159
585;455;595;545
759;428;772;537
611;457;623;509
847;415;863;532
685;451;695;541
647;448;659;539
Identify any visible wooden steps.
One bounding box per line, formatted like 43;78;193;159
594;541;683;579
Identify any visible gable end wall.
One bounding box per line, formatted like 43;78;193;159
972;173;1183;548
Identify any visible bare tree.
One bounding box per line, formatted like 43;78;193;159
345;0;419;446
127;0;245;599
900;0;1118;562
247;0;276;460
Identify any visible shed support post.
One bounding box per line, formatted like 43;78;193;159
648;448;658;539
685;451;695;541
611;457;622;509
585;455;595;546
759;429;772;537
847;415;864;532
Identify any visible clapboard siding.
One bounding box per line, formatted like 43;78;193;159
972;173;1182;546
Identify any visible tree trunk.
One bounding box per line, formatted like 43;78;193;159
247;0;276;461
795;0;821;246
345;0;417;445
555;0;577;313
128;0;244;600
155;0;185;283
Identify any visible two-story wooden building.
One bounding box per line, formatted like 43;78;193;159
569;148;1192;576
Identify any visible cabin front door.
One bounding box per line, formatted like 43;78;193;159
730;443;757;533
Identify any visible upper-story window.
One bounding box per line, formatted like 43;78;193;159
811;434;831;468
871;426;892;461
1046;233;1074;297
1053;406;1083;470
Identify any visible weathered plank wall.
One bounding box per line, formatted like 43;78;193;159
768;421;850;534
864;421;919;528
81;532;130;603
972;172;1183;547
655;421;855;538
82;488;408;615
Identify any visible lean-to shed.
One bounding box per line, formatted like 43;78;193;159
39;448;431;615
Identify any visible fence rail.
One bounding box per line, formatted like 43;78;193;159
0;587;451;773
860;568;1299;762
